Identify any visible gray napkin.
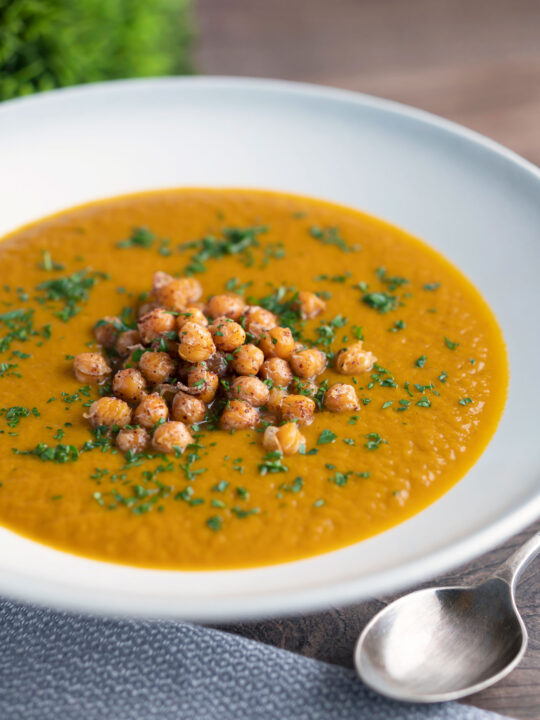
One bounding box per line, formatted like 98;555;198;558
0;599;509;720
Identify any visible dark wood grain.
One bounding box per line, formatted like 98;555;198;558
196;2;540;717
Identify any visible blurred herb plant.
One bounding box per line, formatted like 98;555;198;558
0;0;193;101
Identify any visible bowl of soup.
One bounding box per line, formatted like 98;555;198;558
0;78;538;620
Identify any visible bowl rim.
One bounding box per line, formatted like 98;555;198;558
0;76;539;621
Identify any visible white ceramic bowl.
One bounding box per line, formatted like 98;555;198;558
0;78;539;621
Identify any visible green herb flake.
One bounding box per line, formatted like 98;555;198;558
317;429;338;445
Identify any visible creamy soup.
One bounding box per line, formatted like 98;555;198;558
0;189;508;568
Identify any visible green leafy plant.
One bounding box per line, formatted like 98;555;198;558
0;0;193;101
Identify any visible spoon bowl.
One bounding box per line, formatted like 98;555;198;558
354;532;539;702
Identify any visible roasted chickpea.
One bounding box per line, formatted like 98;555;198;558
258;326;295;359
187;364;219;403
152;421;193;454
177;321;215;363
206;293;246;320
133;392;169;430
289;348;327;379
210;317;246;352
243;305;277;337
334;342;377;374
295;290;326;319
266;387;288;414
116;330;141;357
176;307;208;330
152;271;173;293
292;378;318;397
280;394;316;425
138;351;176;385
230;343;264;375
137;308;176;344
94;316;121;348
112;368;147;404
116;426;149;454
87;397;132;429
182;277;203;303
263;422;306;455
324;383;359;412
220;399;259;431
73;352;111;385
259;357;293;388
230;376;270;407
155;279;189;311
171;391;206;425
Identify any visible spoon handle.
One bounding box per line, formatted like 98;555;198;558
492;532;540;589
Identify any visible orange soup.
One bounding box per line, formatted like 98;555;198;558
0;189;508;568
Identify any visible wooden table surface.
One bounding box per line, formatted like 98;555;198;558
196;1;540;718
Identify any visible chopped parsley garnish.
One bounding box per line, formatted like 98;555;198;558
364;433;387;451
36;269;104;322
416;395;432;408
317;429;337;445
206;515;223;532
459;397;473;406
309;226;360;253
39;250;65;272
375;267;409;292
258;451;288;474
423;282;440;291
362;291;398;314
117;227;156;249
415;355;427;368
180;226;267;275
444;336;460;350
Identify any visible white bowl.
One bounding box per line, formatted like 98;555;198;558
0;78;539;621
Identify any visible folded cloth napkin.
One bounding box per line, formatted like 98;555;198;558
0;599;510;720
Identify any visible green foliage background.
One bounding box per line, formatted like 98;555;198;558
0;0;194;101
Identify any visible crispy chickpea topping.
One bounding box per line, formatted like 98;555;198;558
94;316;121;348
258;326;295;359
289;348;326;379
220;400;259;431
137;308;176;344
176;307;208;330
152;421;193;454
116;330;141;357
133;392;169;430
78;270;377;470
177;321;215;362
112;368;147;404
73;352;111;384
171;391;206;425
259;357;293;388
266;387;288;415
116;426;149;454
210;317;246;352
324;383;360;412
295;290;326;319
230;376;270;407
187;364;219;403
87;397;132;429
335;342;377;374
230;343;264;376
154;279;189;311
243;305;277;337
280;394;316;425
263;423;306;455
138;351;176;385
206;293;246;320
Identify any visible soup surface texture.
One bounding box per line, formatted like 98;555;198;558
0;189;507;569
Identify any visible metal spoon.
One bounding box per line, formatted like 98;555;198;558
354;532;540;702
